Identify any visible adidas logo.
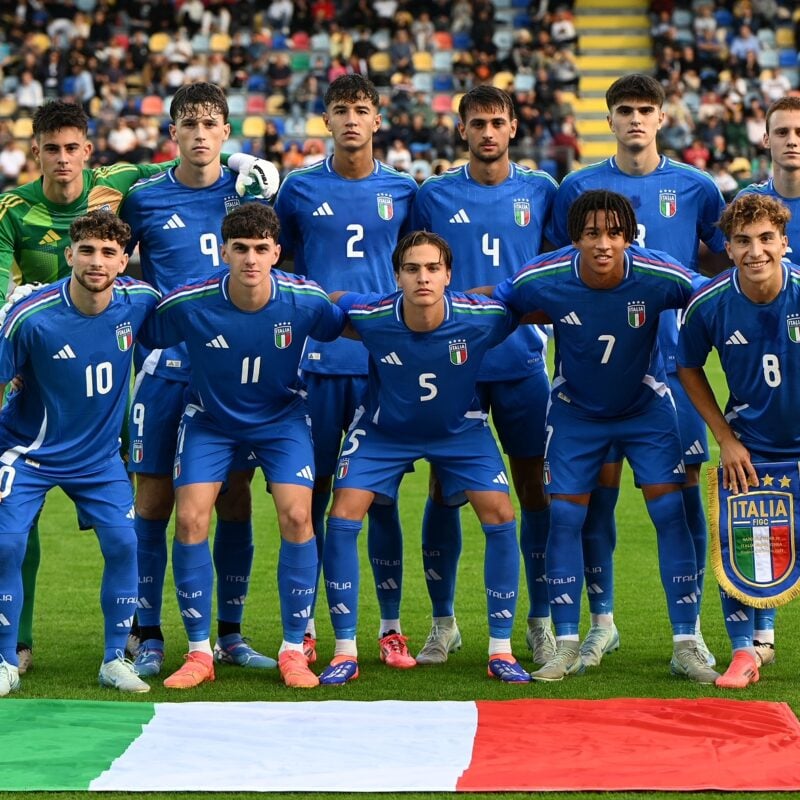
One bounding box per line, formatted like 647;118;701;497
38;229;61;246
292;605;312;618
162;213;186;229
551;593;574;605
0;613;10;626
377;578;398;590
52;345;76;359
313;202;334;216
296;465;314;481
181;607;203;619
673;462;686;474
676;592;698;605
116;617;133;628
685;440;705;457
490;609;513;619
205;335;229;349
725;330;748;345
226;595;246;606
380;352;403;365
329;602;351;615
726;609;749;622
493;472;509;486
560;311;581;325
449;208;470;223
136;598;152;609
585;583;604;595
424;568;442;581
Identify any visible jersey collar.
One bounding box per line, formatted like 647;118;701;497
731;260;788;296
393;290;452;324
220;272;279;306
608;154;667;172
571;250;631;283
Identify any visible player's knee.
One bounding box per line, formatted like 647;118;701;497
472;494;515;526
277;505;312;541
97;526;137;562
175;508;213;543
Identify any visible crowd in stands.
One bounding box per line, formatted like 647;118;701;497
0;0;797;194
651;0;800;198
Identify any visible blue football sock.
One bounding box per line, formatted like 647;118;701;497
278;538;318;645
213;519;253;625
754;607;777;632
520;507;549;618
646;492;698;635
682;485;707;600
97;526;139;663
367;501;403;620
172;539;213;642
483;520;519;640
0;533;27;665
581;486;618;615
546;499;588;636
421;497;462;617
323;516;362;640
134;515;169;628
719;588;754;650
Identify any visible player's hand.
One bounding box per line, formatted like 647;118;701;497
0;283;45;327
234;156;281;200
719;435;758;495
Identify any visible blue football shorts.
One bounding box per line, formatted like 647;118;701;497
334;415;510;502
304;372;368;478
476;368;549;458
543;393;686;495
0;456;134;534
173;408;315;489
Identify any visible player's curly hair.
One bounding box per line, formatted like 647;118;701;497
605;73;665;111
170;82;229;122
324;74;380;110
392;231;452;273
765;96;800;133
69;210;131;249
717;194;790;240
567;190;637;244
221;203;281;243
32;100;89;139
458;85;516;122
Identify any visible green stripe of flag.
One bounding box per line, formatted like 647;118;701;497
0;699;154;790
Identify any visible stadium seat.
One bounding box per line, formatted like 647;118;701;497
410;159;432;180
433;73;455;91
246;95;267;114
140;95;164;116
191;34;210;54
30;32;50;53
149;32;170;53
492;71;515;91
451;93;465;114
310;31;330;51
513;13;530;28
291;52;311;71
370;29;391;50
432;94;453;114
433;31;453;50
61;75;77;96
514;73;535;92
266;94;287;115
757;29;776;48
672;9;692;27
433;50;453;72
776;27;796;48
412;51;433;72
292;31;311;50
246;74;268;93
369;52;392;73
492;29;514;55
75;0;96;9
779;49;798;68
760;49;779;69
12;118;33;140
242;116;266;137
221;138;242;154
411;72;433;92
512;0;528;6
305;116;331;137
715;8;734;28
452;32;472;50
272;116;286;135
210;33;232;53
0;97;17;118
227;94;246;116
271;32;288;50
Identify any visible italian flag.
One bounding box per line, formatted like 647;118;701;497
3;698;800;791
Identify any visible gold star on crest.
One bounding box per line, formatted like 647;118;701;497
762;474;775;487
780;475;792;488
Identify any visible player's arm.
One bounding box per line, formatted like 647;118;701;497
0;202;19;302
676;365;757;494
136;302;184;350
330;291;361;340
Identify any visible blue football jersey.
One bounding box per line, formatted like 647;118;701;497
545;155;726;373
494;245;695;418
0;277;158;475
411;163;557;381
338;290;517;438
736;179;800;260
140;269;345;429
120;166;265;382
679;263;800;456
274;157;417;376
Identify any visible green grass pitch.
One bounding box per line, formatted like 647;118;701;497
2;353;799;800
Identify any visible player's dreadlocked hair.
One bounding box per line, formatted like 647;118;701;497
70;210;131;249
566;190;637;244
718;194;790;240
170;82;229;123
221;202;281;243
324;74;380;110
32;100;89;139
392;231;453;273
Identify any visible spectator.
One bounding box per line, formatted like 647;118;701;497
266;0;294;33
386;137;413;172
412;12;435;52
16;70;44;112
682;137;711;168
550;7;579;52
729;24;761;64
0;139;27;190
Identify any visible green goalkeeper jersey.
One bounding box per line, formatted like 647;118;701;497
0;160;177;298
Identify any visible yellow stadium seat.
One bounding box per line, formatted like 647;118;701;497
0;97;17;118
776;27;795;48
266;94;286;115
492;71;515;90
368;52;392;73
210;33;232;53
242;116;266;138
12;117;33;140
412;51;433;72
451;93;465;114
305;115;331;137
30;33;50;53
148;32;170;53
